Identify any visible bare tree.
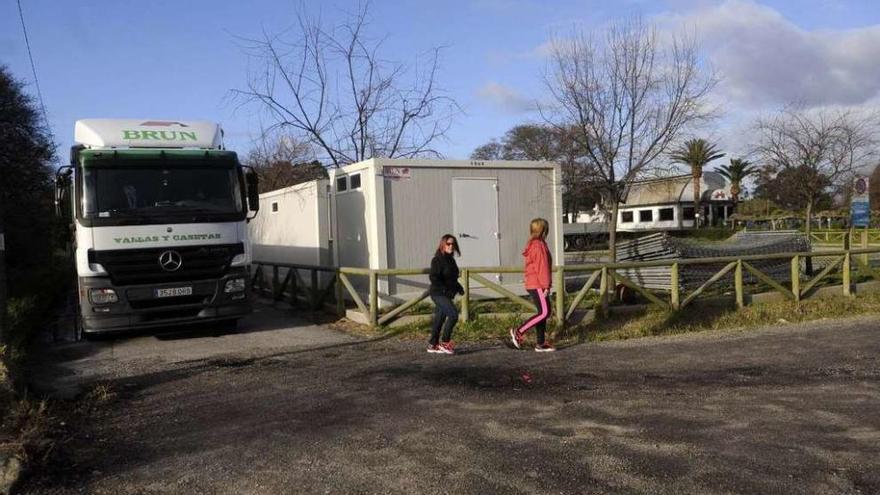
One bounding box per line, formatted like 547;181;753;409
470;124;600;220
542;17;716;260
235;3;459;167
754;106;878;238
243;130;328;193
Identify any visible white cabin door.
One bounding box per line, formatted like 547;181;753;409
452;178;500;274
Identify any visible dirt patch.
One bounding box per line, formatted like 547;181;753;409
16;314;880;494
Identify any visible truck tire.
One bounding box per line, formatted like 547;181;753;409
218;319;239;332
74;316;83;342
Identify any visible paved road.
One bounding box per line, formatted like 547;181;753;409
17;307;880;494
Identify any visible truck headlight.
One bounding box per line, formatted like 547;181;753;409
224;278;246;293
89;288;118;305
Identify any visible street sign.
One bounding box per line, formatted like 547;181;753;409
851;176;870;227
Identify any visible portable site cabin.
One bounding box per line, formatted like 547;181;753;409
249;158;564;305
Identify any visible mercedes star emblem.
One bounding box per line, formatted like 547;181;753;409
158;250;183;272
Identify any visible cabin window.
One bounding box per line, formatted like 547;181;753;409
683;207;695;220
271;202;279;213
659;208;674;221
350;173;362;190
639;210;653;222
621;211;634;223
336;176;348;192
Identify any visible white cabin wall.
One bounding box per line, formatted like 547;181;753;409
249;180;330;266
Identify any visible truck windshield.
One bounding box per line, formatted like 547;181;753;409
82;166;243;219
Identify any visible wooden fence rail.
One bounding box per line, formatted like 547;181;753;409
809;229;880;246
253;246;880;329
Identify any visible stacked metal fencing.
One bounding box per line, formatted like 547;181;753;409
616;231;811;291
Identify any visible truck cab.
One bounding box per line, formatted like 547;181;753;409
55;119;259;337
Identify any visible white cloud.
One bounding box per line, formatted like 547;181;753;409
660;0;880;109
476;81;536;113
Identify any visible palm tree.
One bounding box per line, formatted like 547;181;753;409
670;139;725;228
717;158;757;206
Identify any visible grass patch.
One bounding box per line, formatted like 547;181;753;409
571;292;880;343
1;254;73;476
344;291;880;347
4;396;52;463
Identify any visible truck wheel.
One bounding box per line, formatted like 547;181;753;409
564;238;572;251
573;236;587;251
74;316;83;342
219;319;239;332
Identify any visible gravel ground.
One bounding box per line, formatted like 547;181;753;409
16;310;880;495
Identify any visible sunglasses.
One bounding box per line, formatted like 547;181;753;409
445;241;456;246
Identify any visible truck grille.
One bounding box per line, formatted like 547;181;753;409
89;243;244;286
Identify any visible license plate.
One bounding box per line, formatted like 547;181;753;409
154;286;193;298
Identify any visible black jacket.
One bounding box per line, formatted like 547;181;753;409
429;253;464;298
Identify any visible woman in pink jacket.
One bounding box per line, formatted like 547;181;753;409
510;218;556;352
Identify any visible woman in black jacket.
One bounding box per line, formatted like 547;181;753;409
427;234;464;354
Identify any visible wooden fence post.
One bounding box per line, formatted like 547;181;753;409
290;268;298;307
461;269;470;322
335;269;345;316
369;271;378;328
791;255;801;303
735;260;744;308
272;266;280;301
670;262;680;310
843;252;852;297
554;267;565;328
310;269;319;309
597;267;608;318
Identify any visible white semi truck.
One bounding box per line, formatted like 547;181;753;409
55;119;259;337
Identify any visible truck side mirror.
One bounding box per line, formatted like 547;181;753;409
54;166;73;218
246;169;259;212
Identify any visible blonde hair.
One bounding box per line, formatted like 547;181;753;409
529;218;549;240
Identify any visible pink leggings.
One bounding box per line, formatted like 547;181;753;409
515;289;549;345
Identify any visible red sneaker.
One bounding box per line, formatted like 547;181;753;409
534;342;556;353
439;341;455;355
509;328;523;349
427;344;443;354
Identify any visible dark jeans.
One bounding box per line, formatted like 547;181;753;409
515;289;550;345
429;294;458;346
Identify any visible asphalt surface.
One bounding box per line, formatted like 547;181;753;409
16;305;880;494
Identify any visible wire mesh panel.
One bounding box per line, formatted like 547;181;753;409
616;232;811;291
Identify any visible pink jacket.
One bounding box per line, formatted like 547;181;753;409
523;238;552;290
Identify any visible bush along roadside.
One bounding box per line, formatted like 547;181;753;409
0;255;72;494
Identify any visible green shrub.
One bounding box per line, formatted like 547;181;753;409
3;253;73;356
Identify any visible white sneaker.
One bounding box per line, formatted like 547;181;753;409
509;328;522;349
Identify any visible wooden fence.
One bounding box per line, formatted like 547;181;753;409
809;229;880;246
252;246;880;329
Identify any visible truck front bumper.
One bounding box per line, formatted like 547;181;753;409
79;268;252;335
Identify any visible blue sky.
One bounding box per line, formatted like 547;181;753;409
2;0;880;167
